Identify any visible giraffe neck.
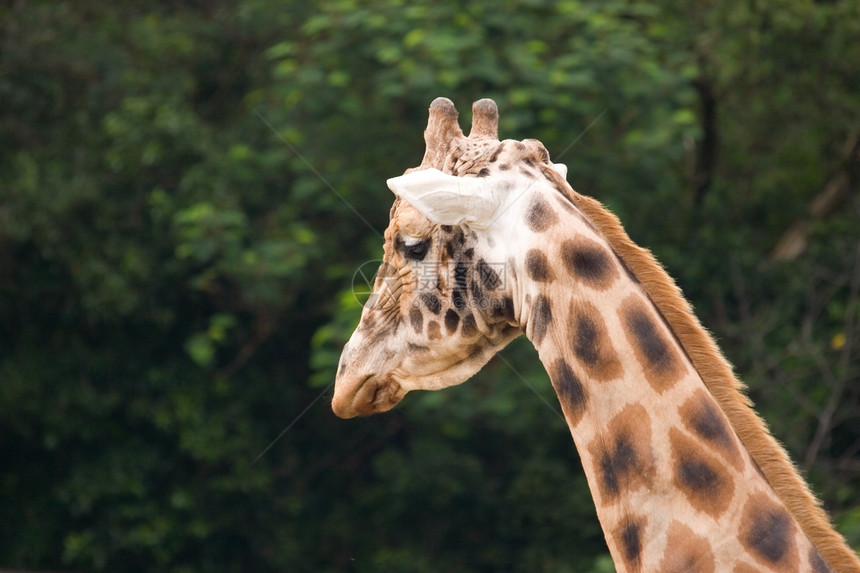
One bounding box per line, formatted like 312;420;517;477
517;193;830;572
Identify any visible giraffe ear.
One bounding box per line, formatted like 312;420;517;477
551;162;568;180
386;168;502;228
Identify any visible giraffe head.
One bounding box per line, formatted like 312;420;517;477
332;97;568;418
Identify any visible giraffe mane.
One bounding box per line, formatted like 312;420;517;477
563;187;859;572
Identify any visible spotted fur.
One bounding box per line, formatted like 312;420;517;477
333;97;858;573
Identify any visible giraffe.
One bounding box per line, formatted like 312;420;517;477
332;97;860;572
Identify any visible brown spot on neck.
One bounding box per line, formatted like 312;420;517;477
530;295;552;346
549;358;587;425
669;428;735;519
589;403;655;504
525;249;554;282
739;492;799;568
659;521;715;573
559;235;620;290
619;294;686;393
615;515;646;572
679;389;742;469
569;299;624;382
525;195;559;232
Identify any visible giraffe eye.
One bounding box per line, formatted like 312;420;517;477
398;237;431;261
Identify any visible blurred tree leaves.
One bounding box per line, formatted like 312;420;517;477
0;0;858;571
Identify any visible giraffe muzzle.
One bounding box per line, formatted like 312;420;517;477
332;372;405;418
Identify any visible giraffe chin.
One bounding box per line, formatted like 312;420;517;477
331;374;405;419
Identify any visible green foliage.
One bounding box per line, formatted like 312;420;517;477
1;0;858;571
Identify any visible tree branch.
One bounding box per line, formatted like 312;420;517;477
771;134;859;262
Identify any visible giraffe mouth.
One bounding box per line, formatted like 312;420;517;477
332;373;405;418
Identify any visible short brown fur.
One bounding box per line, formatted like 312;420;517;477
569;298;624;382
680;389;743;469
589;403;655;505
660;520;716;573
739;491;799;568
619;294;687;393
669;427;735;519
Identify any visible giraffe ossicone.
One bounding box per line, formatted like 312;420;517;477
332;98;860;573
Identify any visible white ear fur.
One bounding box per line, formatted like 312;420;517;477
550;162;568;180
386;168;502;228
